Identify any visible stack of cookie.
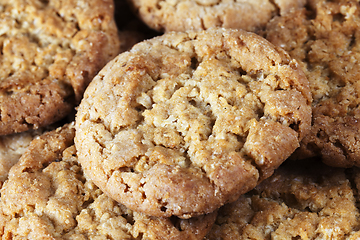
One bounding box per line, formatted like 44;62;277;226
1;0;360;239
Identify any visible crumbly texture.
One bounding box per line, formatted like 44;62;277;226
263;0;360;167
0;0;120;135
0;127;52;187
75;28;312;218
205;159;360;240
0;123;217;240
0;206;9;238
127;0;306;32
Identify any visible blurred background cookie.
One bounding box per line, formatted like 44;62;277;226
126;0;306;32
75;28;312;219
0;123;217;239
263;0;360;167
0;0;120;135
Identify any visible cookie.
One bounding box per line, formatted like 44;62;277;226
0;0;120;135
263;0;360;167
205;159;360;240
127;0;306;32
0;123;217;239
0;126;54;188
75;28;312;218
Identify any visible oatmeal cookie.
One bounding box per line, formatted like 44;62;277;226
75;28;312;218
205;159;360;240
0;0;120;135
0;126;55;188
127;0;306;32
264;0;360;167
0;123;217;239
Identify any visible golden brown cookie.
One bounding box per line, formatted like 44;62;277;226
0;123;217;239
127;0;306;32
75;28;312;218
263;0;360;167
205;159;360;240
0;0;120;135
0;126;56;188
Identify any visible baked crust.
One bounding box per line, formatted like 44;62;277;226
0;123;217;239
0;0;120;134
128;0;306;32
205;159;360;239
264;0;360;167
0;126;55;187
75;28;312;218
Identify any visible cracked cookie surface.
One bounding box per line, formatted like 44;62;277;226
0;123;217;239
205;159;360;240
75;28;312;218
0;0;120;135
127;0;306;32
264;0;360;167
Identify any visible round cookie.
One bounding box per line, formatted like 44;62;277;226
127;0;306;32
264;0;360;167
0;123;217;240
0;0;120;135
75;28;312;218
205;159;360;240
